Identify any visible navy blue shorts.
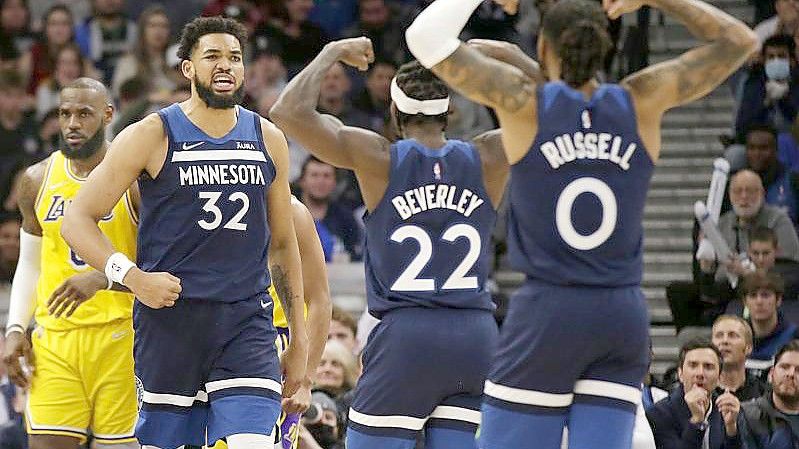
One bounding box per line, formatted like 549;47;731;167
485;279;649;412
133;295;282;448
348;307;498;440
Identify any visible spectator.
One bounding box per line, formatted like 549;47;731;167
329;304;358;354
297;156;363;262
0;69;38;210
243;35;287;109
342;0;414;67
253;0;329;77
0;212;20;283
446;91;497;141
318;62;370;129
742;270;799;381
315;339;359;398
352;58;395;135
27;4;76;94
35;43;84;121
756;0;799;47
111;4;176;102
75;0;137;84
308;0;358;39
1;0;35;65
739;340;799;449
646;339;743;449
736;36;799;141
711;315;767;401
299;390;345;449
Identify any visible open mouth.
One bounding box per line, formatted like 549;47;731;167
212;74;235;92
65;134;85;146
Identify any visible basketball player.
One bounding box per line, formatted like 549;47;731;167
2;78;139;449
405;0;757;448
61;17;307;449
270;37;531;449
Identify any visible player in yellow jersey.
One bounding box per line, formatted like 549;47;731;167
210;196;331;449
2;78;139;449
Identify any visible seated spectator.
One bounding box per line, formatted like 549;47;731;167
0;69;38;210
736;35;799;141
27;4;76;94
755;0;799;47
726;124;799;199
711;315;767;401
36;107;58;154
669;170;799;329
252;0;329;77
342;0;414;67
0;212;20;283
297;156;363;262
111;5;177;102
244;35;287;107
299;390;345;449
329;304;358;354
314;339;359;398
0;0;35;80
35;43;84;121
352;58;395;136
74;0;137;84
307;0;358;39
739;340;799;449
646;339;742;449
742;270;799;381
318;62;370;129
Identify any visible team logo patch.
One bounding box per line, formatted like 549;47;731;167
433;162;442;181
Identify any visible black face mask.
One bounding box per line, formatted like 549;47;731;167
194;74;244;109
59;124;105;160
307;422;338;448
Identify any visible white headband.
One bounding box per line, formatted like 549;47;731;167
390;77;450;115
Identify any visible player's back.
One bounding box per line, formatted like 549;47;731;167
35;151;137;330
137;104;276;302
508;81;654;287
364;139;496;318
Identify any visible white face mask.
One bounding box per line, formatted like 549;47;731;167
766;57;791;80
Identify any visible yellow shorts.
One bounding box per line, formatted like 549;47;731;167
26;319;137;445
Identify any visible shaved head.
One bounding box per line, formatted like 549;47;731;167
63;77;112;104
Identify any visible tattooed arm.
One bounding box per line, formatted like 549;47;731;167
618;0;757;120
262;118;307;399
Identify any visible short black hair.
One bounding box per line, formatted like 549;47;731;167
300;155;335;179
541;0;611;88
774;340;799;365
176;16;248;61
750;226;778;247
393;60;449;130
762;34;796;59
742;269;785;297
746;122;778;142
678;337;722;371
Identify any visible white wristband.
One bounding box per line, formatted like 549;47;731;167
5;324;25;337
105;253;136;287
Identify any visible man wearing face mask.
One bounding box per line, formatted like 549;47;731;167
736;34;799;142
299;391;344;449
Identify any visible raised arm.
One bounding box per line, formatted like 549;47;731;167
405;0;537;115
269;38;389;174
262;120;308;399
61;114;180;308
618;0;758;118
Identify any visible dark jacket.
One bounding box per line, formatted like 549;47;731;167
739;394;799;449
646;386;742;449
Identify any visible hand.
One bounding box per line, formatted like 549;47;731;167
124;269;181;309
766;80;790;101
3;330;34;388
724;255;748;277
47;271;107;318
684;385;710;423
282;379;311;414
331;37;374;71
493;0;519;14
298;423;325;449
699;258;716;273
603;0;647;19
281;341;308;399
716;389;741;435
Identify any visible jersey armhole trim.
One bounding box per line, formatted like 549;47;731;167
33;154;57;211
148;108;175;183
253;113;277;183
123;190;138;225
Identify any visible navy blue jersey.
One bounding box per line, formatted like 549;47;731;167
507;82;654;287
137;104;276;302
364;139;496;318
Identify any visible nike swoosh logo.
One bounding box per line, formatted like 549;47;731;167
260;300;273;309
111;330;129;340
182;142;204;150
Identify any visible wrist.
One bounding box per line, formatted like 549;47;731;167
690;414;706;424
4;324;24;338
105;252;137;287
726;422;738;436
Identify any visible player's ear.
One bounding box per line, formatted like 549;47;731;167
181;59;194;81
104;102;114;125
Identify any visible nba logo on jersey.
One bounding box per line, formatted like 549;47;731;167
433;162;442;180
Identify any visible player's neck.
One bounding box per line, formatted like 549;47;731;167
181;97;238;139
69;144;108;178
719;365;746;391
403;125;446;149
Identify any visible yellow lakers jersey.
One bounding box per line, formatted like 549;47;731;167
270;285;308;329
34;151;138;330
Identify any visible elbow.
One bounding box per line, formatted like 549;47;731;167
733;28;759;57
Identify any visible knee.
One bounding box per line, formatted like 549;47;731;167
28;434;82;449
